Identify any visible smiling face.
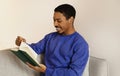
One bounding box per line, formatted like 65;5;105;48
53;12;75;35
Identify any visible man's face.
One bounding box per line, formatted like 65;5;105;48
53;12;72;35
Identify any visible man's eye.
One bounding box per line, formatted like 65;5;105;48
57;20;62;23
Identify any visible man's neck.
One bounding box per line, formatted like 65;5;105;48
63;28;76;35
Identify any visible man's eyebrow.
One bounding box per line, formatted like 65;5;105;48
54;18;61;21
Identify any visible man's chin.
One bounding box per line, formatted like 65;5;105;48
57;31;64;34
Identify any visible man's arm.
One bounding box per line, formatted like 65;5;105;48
45;42;89;76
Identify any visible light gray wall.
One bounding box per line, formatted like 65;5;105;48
75;0;120;76
0;0;120;76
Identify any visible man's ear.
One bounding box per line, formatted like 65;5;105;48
68;17;74;23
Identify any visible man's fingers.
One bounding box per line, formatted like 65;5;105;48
26;62;46;72
26;62;34;68
15;36;26;46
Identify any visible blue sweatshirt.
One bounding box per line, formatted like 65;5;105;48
29;32;89;76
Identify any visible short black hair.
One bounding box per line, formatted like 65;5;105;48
54;4;76;20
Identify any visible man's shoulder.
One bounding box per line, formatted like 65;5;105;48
44;32;58;38
74;32;84;40
46;32;57;36
74;32;88;44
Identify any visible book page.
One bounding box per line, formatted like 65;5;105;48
19;42;37;60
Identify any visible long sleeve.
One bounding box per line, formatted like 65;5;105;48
45;40;89;76
27;32;89;76
28;35;49;54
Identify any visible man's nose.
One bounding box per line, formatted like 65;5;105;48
54;21;58;26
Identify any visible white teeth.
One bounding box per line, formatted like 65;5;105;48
56;27;61;31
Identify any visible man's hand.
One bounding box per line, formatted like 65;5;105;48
26;62;46;73
15;36;26;46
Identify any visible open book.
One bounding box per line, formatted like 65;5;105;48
10;42;40;67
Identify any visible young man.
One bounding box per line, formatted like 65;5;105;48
15;4;89;76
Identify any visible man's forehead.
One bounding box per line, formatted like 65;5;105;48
53;17;61;20
53;13;65;20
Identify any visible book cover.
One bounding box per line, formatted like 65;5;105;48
10;42;40;67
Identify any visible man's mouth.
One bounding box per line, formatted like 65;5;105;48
56;27;61;31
